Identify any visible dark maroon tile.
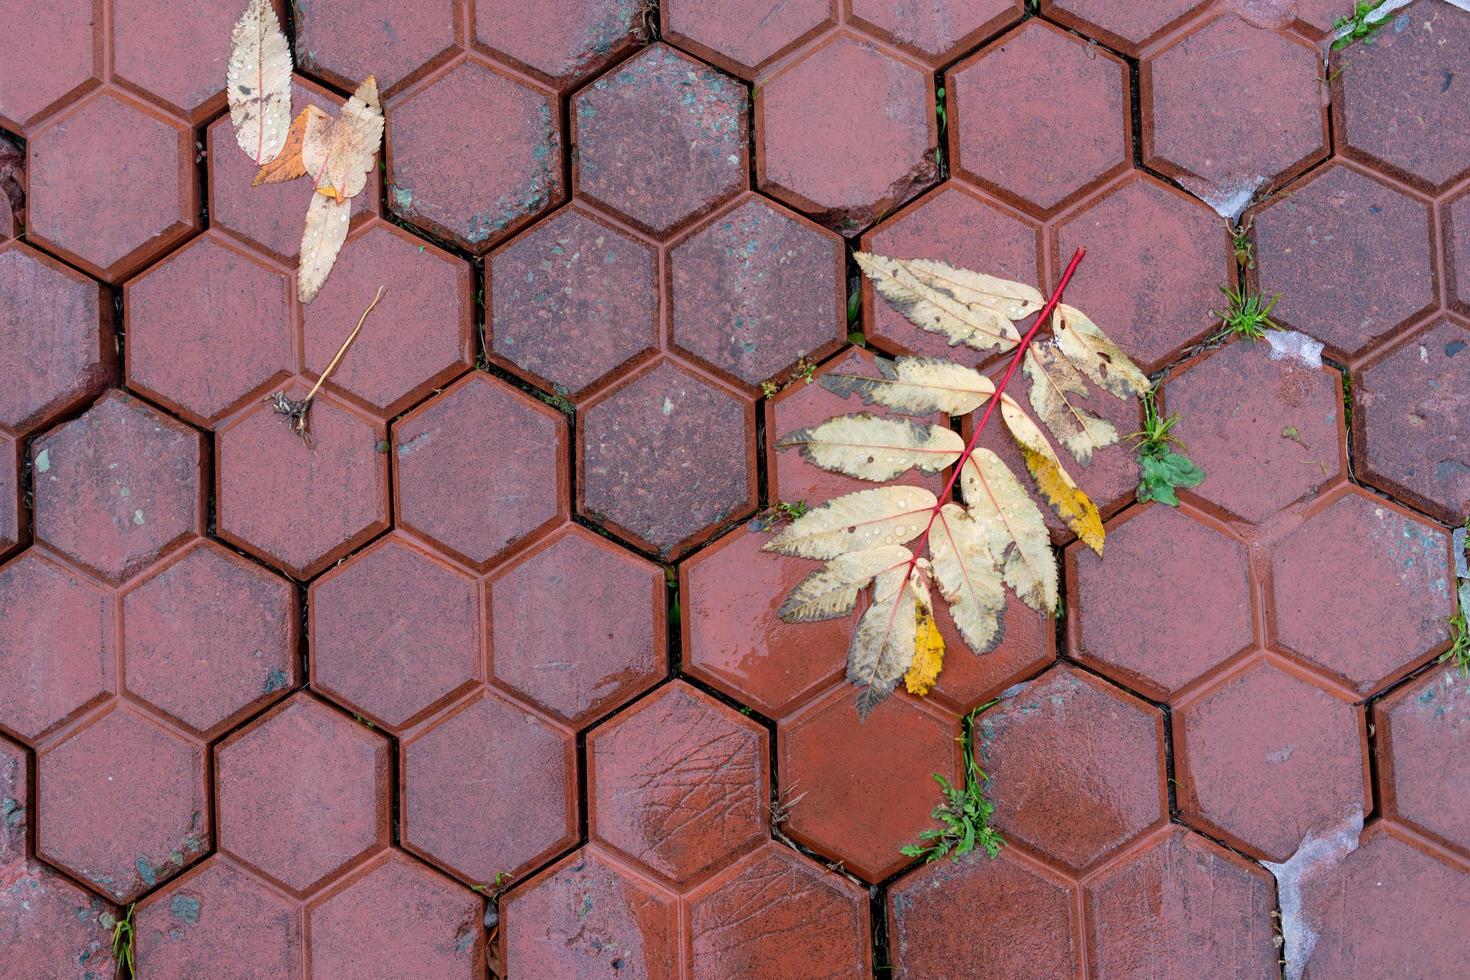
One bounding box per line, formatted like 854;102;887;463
948;21;1129;217
1067;504;1253;700
686;843;871;978
681;524;850;718
471;0;640;89
387;58;563;253
216;385;390;580
135;855;303;980
206;76;379;265
663;0;833;77
110;0;243;120
1332;0;1470;193
0;434;17;558
978;666;1166;873
293;0;459;95
670;194;845;388
486;203;658;396
1053;171;1231;373
32;390;203;584
574;43;748;238
393;372;568;569
1355;319;1470;523
780;687;961;881
757;33;935;233
501;846;680;980
0;2;100;132
300;220;474;417
401;691;576;884
888;847;1078;978
38;702;208;901
1251;161;1436;360
25;88;197;282
588;682;767;885
1379;666;1470;855
1450;187;1470;315
860;182;1041;364
488;524;665;726
122;539;298;739
215;694;389;896
0;240;113;437
1174;658;1366;862
1041;0;1210;55
309;534;480;733
579;359;756;557
307;850;484;978
1084;827;1277;978
1141;14;1326;215
1269;488;1454;695
849;0;1021;65
1163;338;1344;525
124;230;293;427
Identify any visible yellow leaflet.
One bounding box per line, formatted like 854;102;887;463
1016;443;1104;555
904;600;945;696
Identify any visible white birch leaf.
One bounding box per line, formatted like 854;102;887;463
777;414;964;482
228;0;294;166
820;356;996;417
959;448;1058;614
764;486;938;560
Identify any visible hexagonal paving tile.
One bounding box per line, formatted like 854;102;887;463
38;704;208;901
0;241;112;437
486;203;658;396
860;183;1041;363
948;21;1129;216
1252;162;1436;359
110;0;242;120
0;551;114;744
757;33;935;233
301;221;473;417
488;524;665;726
32;390;203;584
682;525;851;717
122;539;297;739
216;694;390;895
307;851;484;978
663;0;832;77
135;855;303;980
850;0;1020;65
686;843;871;978
1164;338;1343;525
1451;189;1470;315
1379;666;1470;854
216;385;389;580
977;665;1165;873
1053;172;1230;373
387;58;563;253
207;76;379;264
0;434;17;558
1041;0;1209;55
1142;14;1326;213
501;846;680;979
471;0;640;88
580;359;756;557
588;682;767;885
1067;504;1253;700
888;847;1078;978
1270;489;1453;694
0;2;99;132
928;589;1056;714
393;372;567;569
25;89;197;282
574;43;748;237
670;194;844;388
124;231;293;426
1174;658;1365;862
294;0;459;95
1332;0;1470;193
781;687;960;881
1084;827;1276;978
401;692;576;883
1355;319;1470;523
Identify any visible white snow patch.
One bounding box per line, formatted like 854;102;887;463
1186;174;1264;220
1266;330;1325;369
1263;807;1364;980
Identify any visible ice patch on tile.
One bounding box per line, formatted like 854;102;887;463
1266;330;1325;369
1262;807;1364;980
1183;174;1264;220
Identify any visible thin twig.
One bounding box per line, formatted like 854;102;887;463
270;285;387;445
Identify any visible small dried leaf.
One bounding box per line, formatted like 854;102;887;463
777;414;964;483
228;0;293;166
1000;400;1105;555
302;75;383;205
298;192;350;303
929;503;1006;654
253;105;329;185
959;448;1058;613
854;252;1022;353
820;356;996;417
1053;304;1150;399
904;594;945;696
778;545;913;623
764;486;938;560
851;564;922;718
1024;341;1119;465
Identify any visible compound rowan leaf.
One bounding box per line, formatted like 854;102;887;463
1023;341;1119;465
777;414;964;482
253;104;329;185
903;259;1044;322
820;356;997;417
764;486;938;560
904;591;946;697
298;192;350;303
1000;399;1105;554
851;563;924;718
1053;304;1150;399
302;75;383;205
228;0;293;166
959;448;1058;613
854;252;1024;353
929;503;1006;654
778;545;913;623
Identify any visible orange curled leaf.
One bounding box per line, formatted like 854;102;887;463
253;104;329;186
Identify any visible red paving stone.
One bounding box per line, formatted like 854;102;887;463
1378;666;1470;855
928;590;1056;713
293;0;459;96
472;0;641;89
109;0;240;122
1041;0;1209;55
851;0;1021;65
663;0;833;77
0;2;100;133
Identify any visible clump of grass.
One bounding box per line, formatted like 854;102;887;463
104;904;135;974
1130;390;1204;507
1333;1;1391;50
1213;284;1280;341
1439;607;1470;674
901;702;1003;863
755;500;809;530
